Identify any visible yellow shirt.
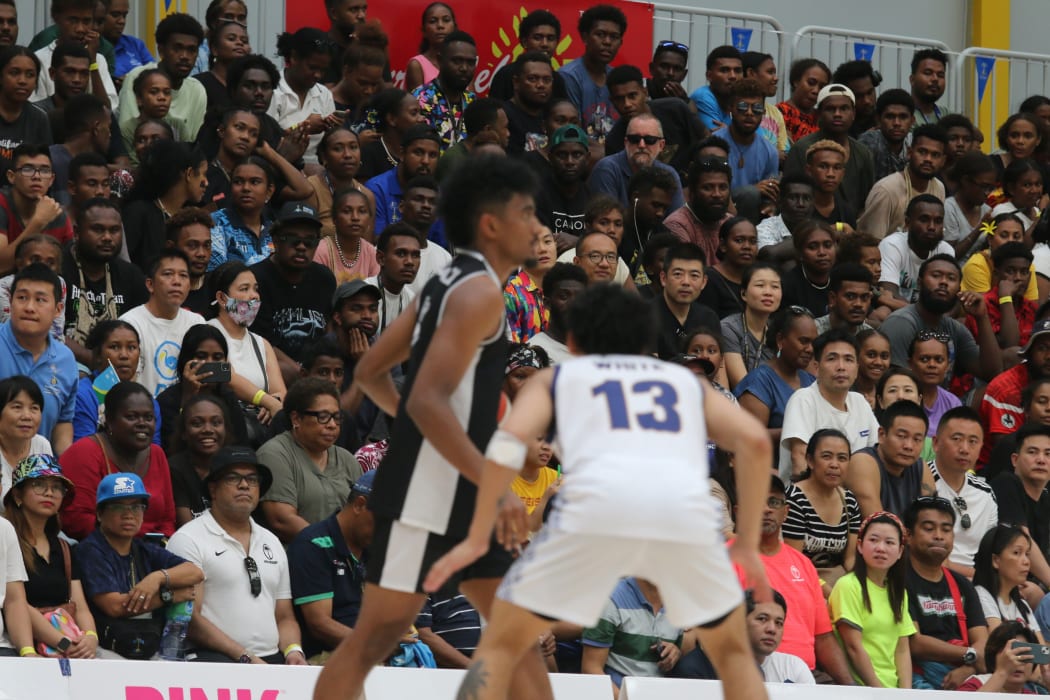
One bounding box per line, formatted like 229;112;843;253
960;250;1038;301
511;467;559;514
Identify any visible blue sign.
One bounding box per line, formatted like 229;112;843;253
730;27;753;53
853;43;875;62
975;56;996;103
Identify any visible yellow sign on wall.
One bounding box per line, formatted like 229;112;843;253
145;0;188;55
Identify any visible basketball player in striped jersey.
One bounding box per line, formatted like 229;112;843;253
425;284;774;700
314;156;553;700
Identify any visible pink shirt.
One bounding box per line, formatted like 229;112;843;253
733;540;831;669
408;54;439;86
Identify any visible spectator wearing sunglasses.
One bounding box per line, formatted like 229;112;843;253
167;446;308;665
258;378;363;545
712;79;778;190
288;469;377;663
879;254;1001;384
928;407;997;578
588;113;684;215
902;496;989;690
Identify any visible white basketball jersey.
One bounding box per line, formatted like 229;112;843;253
548;355;719;543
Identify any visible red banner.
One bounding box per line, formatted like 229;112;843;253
286;1;655;95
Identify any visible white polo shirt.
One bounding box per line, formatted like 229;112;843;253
929;461;998;569
267;76;335;165
167;510;290;657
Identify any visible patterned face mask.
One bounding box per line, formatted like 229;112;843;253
224;296;260;327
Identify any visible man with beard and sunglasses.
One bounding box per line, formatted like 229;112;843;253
928;407;997;578
713;79;778;189
880;254;1001;384
168;446;308;666
664;157;732;267
589;113;683;214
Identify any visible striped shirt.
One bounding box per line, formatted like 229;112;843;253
582;577;683;686
416;592;481;655
782;485;861;569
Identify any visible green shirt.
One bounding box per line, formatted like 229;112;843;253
258;431;364;526
830;572;916;688
117;62;207;162
29;25;116;79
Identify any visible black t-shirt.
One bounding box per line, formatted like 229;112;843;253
358;139;396;183
651;294;720;359
249;258;336;362
905;562;987;645
25;533;70;608
697;267;744;319
157;383;249;450
605;98;706;177
814;193;859;229
781;265;830;317
991;471;1050;555
191;72;232;114
194;110;284;161
535;173;589;238
487;63;567;103
62;248;149;339
501;100;544;156
120;199;167;274
183;285;212;317
167;452;209;520
0;104;52;172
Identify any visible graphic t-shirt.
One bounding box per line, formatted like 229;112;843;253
249;258;336;362
119;305;206;396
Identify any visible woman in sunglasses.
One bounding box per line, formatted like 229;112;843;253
257;378;363;545
908;330;961;439
73;472;202;660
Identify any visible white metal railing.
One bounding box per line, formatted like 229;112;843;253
955;47;1050;141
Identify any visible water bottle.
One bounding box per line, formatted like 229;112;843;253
159;601;193;661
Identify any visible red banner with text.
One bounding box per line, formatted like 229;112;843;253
286;1;655;95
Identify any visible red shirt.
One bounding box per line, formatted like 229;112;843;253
0;189;74;247
965;289;1036;347
60;436;176;540
732;540;831;669
978;362;1029;467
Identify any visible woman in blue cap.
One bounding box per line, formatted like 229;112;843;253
72;472;203;659
4;455;98;657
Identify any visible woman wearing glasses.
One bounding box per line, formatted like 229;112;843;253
73;472;202;659
60;382;176;541
257;378;363;545
908;330;961;439
721;261;782;388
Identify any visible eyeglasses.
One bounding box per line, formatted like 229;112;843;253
953;497;971;530
655;40;689;57
301;409;343;425
27;479;68;496
696;156;730;168
219;472;261;487
244;556;262;597
105;502;147;514
735;101;766;115
916;330;951;344
787;305;814;317
15;165;53;178
625;134;662;146
585;252;619;265
278;235;321;249
766;497;787;509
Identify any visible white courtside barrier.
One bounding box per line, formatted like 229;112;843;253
618;676;1017;699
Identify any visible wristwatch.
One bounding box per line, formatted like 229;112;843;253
159;586;174;604
56;637;71;652
963;647;978;665
239;652;252;663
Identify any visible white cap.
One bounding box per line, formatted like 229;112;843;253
816;83;856;107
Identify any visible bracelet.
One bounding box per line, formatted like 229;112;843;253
89;62;98;71
18;646;35;657
999;296;1014;305
85;630;98;639
834;222;844;232
252;390;266;406
283;643;304;657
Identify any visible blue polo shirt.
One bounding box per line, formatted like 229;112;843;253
288;513;366;657
588;151;685;213
689;85;731;132
73;529;188;600
0;322;77;440
364;169;447;249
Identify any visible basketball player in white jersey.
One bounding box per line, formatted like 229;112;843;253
314;156;553;700
425;283;774;700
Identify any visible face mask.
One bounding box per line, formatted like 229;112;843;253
224;295;260;326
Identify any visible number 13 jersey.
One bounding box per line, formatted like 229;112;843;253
549;355;718;542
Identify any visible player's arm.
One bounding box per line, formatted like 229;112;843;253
353;298;419;417
703;382;773;602
423;368;556;593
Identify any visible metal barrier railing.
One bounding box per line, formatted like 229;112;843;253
955;47;1050;141
650;4;786;98
792;26;955;108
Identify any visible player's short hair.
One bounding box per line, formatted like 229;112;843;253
439;155;538;249
565;283;655;355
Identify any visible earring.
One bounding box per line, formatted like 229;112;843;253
776;348;782;359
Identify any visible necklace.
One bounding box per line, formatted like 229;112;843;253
800;265;829;290
334;235;360;269
740;310;768;372
379;136;398;167
154;198;174;219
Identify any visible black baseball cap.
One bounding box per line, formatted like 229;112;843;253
205;446;273;495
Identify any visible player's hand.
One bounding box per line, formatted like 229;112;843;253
422;538;488;593
729;541;771;603
538;631;557;657
495;492;527;551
